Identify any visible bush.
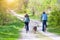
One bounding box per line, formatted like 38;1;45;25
48;9;60;28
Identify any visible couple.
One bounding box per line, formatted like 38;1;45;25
24;12;48;33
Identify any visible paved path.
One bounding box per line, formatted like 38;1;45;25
9;10;60;40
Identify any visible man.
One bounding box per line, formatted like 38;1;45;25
41;12;48;32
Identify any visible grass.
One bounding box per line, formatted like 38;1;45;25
29;14;40;20
0;16;24;40
48;26;60;35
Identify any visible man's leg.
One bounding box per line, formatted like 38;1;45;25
42;20;45;31
45;20;47;28
44;20;47;31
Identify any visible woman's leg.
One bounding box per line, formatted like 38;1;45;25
25;22;29;33
25;22;27;32
26;22;29;31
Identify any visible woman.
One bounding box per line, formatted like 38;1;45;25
24;14;30;33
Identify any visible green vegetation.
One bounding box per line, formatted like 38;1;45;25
0;1;24;40
27;0;60;35
0;0;60;39
48;8;60;35
27;0;57;20
30;14;40;20
0;16;24;40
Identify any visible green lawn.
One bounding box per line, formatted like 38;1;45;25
0;17;24;40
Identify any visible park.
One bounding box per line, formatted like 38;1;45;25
0;0;60;40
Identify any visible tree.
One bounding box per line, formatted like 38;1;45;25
23;0;29;13
0;0;13;25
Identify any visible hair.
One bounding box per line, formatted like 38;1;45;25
25;14;29;17
43;12;45;14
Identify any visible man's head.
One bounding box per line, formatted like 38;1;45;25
43;12;45;14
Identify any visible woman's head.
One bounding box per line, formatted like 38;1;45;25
25;14;29;17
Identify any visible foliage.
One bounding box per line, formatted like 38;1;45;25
30;14;40;20
0;0;18;25
28;0;57;14
0;0;24;40
0;16;24;40
48;9;60;28
48;8;60;35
